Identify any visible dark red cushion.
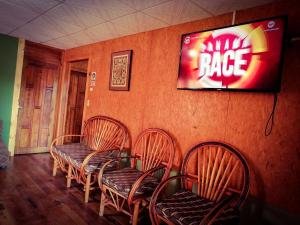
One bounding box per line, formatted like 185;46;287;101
102;167;159;198
155;190;240;225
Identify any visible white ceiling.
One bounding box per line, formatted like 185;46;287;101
0;0;275;49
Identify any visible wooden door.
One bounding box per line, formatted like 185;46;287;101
15;63;58;154
64;71;87;143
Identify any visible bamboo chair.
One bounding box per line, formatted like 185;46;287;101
50;115;130;203
150;141;250;225
98;128;175;225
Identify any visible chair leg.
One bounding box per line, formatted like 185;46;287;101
132;201;141;225
157;217;161;224
99;186;106;216
67;164;72;188
52;160;58;176
84;173;91;203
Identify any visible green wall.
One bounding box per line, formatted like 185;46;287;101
0;34;18;146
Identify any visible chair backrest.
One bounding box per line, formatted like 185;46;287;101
132;128;175;180
181;141;250;206
81;115;129;152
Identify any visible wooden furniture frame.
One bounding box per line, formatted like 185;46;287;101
150;141;250;225
98;128;175;225
50;115;130;203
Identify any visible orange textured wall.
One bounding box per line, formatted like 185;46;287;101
63;1;300;213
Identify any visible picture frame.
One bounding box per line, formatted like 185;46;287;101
109;50;132;91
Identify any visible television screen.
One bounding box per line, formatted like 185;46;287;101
177;16;286;92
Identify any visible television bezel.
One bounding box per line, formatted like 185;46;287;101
177;15;288;93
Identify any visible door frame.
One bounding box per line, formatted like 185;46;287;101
8;38;25;156
55;57;90;141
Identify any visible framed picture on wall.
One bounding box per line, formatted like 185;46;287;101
109;50;132;91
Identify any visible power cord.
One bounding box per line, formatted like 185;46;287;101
265;93;278;136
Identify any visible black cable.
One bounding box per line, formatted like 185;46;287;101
265;93;278;136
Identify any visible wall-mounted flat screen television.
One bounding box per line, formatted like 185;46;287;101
177;16;286;92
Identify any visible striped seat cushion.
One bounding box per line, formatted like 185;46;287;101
52;143;117;173
102;167;159;198
155;190;239;225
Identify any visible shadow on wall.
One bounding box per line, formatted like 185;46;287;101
241;196;300;225
239;156;266;224
171;131;183;169
241;159;300;225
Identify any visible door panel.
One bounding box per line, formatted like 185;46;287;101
64;71;87;143
15;64;58;154
19;129;30;148
30;108;41;147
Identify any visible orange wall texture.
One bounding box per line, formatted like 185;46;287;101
64;1;300;213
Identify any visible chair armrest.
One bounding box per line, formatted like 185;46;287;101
79;149;120;178
149;175;188;225
97;155;140;193
112;155;139;160
200;194;239;225
50;134;85;147
98;159;122;191
127;165;166;205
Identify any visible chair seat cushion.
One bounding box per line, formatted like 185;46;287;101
52;143;117;173
155;190;239;225
102;167;159;198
